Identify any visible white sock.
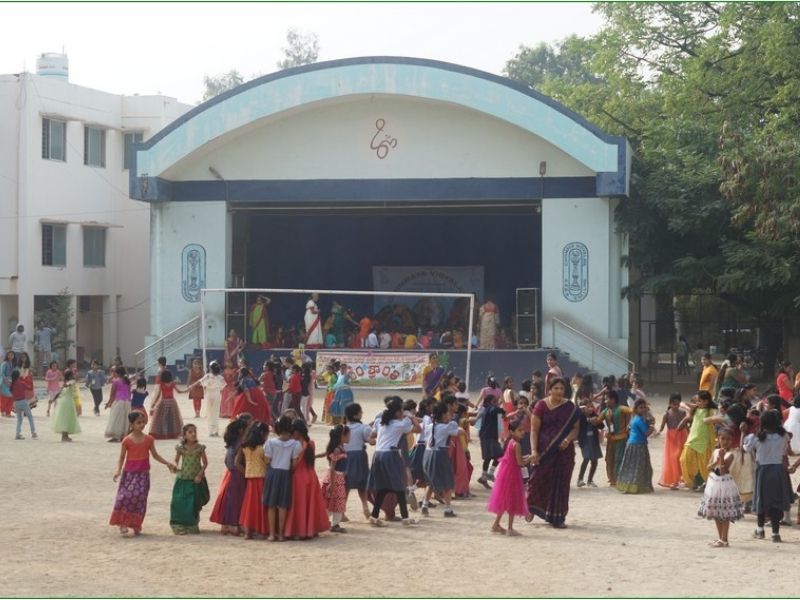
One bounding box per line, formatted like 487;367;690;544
488;465;496;475
332;512;342;526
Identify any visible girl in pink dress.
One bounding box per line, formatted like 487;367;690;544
486;419;532;536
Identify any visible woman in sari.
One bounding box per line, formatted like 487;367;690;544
304;294;323;348
248;296;270;347
526;377;580;528
422;353;445;397
478;299;499;350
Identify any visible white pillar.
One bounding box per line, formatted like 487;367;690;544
67;295;78;361
102;294;118;366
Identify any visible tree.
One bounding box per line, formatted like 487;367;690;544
504;2;800;366
277;28;319;70
202;70;244;101
34;289;75;360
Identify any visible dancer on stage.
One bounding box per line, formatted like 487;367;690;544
478;298;499;349
304;293;323;348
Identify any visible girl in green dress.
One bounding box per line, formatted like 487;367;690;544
170;424;210;534
50;371;81;442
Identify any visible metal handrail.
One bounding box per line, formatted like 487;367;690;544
552;317;635;373
133;316;200;366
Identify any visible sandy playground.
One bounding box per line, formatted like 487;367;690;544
1;384;798;598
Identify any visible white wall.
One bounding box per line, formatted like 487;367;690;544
164;95;594;181
540;196;628;357
0;73;190;362
149;201;228;354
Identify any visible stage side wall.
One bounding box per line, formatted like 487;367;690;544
540;197;628;358
149;201;228;354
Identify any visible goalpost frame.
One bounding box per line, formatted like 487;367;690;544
200;287;476;393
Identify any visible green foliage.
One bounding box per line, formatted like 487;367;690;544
202;70;244;101
34;289;74;356
504;2;800;320
277;28;320;70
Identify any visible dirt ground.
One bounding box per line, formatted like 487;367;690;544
1;383;797;597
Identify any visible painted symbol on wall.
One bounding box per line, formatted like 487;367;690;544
181;244;206;303
562;242;589;302
370;118;398;159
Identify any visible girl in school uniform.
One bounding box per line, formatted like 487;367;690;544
322;424;351;533
367;396;421;527
408;398;433;491
343;403;375;520
263;415;303;542
149;370;184;440
237;421;270;539
284;419;329;540
421;401;460;518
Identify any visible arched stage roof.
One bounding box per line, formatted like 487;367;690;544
130;56;630;203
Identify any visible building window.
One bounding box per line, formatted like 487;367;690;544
83;126;106;167
42;118;66;161
83;227;106;267
42;224;66;266
123;132;144;170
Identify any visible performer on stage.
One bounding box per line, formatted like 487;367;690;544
478;298;500;349
248;295;271;347
304;293;323;348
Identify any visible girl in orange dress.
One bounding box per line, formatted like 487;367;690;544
658;393;688;489
284;419;330;539
219;360;238;419
187;359;205;418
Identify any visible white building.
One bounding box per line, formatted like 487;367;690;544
129;57;632;376
0;54;191;366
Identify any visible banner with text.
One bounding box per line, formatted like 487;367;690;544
315;351;429;389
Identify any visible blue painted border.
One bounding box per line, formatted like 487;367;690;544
136;176;596;203
130;56;630;201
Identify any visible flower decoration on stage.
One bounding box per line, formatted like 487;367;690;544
562;242;588;303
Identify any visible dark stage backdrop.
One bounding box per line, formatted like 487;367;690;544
241;210;542;335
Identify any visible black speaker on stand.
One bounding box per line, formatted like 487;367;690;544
515;288;540;348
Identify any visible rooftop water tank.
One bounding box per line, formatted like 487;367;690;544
36;53;69;81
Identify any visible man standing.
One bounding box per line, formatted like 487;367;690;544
9;324;27;355
35;322;56;374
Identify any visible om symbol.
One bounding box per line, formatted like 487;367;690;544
370;118;398;159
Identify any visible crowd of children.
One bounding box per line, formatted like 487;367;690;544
4;345;799;546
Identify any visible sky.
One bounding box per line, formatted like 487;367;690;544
0;2;603;105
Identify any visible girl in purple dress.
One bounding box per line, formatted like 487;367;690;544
209;417;250;535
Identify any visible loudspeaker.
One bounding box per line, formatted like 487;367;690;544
517;315;537;345
517;288;537;315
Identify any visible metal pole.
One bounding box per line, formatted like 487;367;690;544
465;294;475;394
200;290;208;370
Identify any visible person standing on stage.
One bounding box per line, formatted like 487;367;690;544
478;299;499;349
248;295;271;347
304;293;324;348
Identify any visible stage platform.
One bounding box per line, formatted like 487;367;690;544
176;348;589;392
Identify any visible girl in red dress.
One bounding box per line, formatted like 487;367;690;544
284;419;330;539
219;360;237;419
149;370;184;440
236;421;269;539
322;424;351;533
